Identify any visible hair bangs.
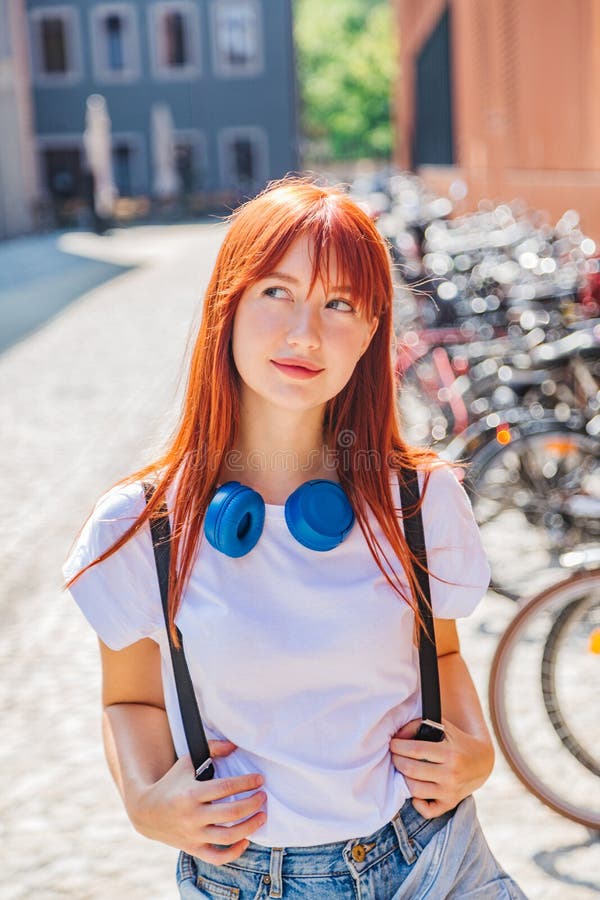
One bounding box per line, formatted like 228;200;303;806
222;179;392;321
304;217;388;320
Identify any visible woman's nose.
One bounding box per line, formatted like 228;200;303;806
285;303;321;348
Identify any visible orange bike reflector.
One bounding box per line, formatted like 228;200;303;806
496;425;512;445
542;439;578;455
589;629;600;655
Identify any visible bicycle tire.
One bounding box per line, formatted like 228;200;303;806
489;569;600;830
541;593;600;777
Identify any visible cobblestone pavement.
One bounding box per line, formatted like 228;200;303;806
1;224;598;899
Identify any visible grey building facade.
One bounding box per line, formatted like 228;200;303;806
26;0;298;214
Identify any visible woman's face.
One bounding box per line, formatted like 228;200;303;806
231;235;379;415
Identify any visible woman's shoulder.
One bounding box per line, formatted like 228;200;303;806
63;478;162;650
391;455;486;551
63;478;151;581
391;455;465;498
420;458;466;496
91;478;149;524
415;458;476;531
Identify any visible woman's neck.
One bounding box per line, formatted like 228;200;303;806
218;403;337;504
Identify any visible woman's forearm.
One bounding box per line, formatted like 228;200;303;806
438;653;494;790
438;651;495;773
102;702;177;822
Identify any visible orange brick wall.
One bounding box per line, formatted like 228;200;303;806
394;0;600;241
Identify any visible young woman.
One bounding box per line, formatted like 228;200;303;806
64;178;527;899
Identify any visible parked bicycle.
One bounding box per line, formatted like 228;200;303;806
488;552;600;831
357;170;600;829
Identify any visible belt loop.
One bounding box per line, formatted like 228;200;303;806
268;847;284;898
391;807;417;865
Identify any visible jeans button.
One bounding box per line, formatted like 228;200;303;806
351;843;367;862
263;874;271;885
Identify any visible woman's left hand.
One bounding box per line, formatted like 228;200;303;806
389;717;494;818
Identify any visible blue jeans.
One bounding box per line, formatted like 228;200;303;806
176;796;528;899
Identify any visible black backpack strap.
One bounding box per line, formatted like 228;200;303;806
143;482;215;780
398;466;445;742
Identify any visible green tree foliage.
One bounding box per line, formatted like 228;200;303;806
294;0;396;161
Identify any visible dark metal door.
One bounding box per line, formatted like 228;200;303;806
413;7;454;166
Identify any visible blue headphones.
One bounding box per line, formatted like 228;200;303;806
204;479;355;557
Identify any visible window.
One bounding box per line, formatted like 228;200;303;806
212;1;263;77
149;2;201;79
232;139;253;182
164;11;185;66
219;127;268;193
106;15;124;70
172;130;207;193
42;17;67;72
90;4;140;82
111;134;145;195
29;6;83;84
112;144;131;195
42;146;83;199
175;144;195;192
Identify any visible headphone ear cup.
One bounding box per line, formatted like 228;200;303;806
204;482;265;558
285;480;355;551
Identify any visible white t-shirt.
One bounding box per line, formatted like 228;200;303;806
63;465;490;846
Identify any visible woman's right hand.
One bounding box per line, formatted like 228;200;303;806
131;740;267;864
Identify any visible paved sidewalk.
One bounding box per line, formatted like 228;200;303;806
1;223;598;899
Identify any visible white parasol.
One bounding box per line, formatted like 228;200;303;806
151;102;180;199
83;93;118;218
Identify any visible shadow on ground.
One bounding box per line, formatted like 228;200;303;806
0;232;133;353
534;834;600;893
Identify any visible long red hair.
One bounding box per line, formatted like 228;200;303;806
66;177;439;640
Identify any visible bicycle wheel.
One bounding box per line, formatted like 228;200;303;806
489;569;600;829
542;590;600;777
466;426;600;596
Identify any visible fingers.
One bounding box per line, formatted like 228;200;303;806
208;791;267;825
186;799;268;865
411;797;451;819
208;740;238;758
195;839;251;866
391;754;439;782
203;810;267;845
182;786;268;862
199;773;264;803
390;718;421;740
390;738;446;762
402;775;441;800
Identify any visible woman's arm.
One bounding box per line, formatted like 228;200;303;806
99;638;267;862
389;619;495;818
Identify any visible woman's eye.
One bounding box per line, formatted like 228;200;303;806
327;298;354;312
264;286;290;300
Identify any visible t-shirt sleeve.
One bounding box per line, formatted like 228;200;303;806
62;482;162;650
419;464;491;619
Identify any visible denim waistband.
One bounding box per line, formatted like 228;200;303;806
220;800;456;879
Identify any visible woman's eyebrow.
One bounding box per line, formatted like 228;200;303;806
265;271;301;284
264;271;352;292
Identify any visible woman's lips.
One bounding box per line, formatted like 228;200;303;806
271;361;324;379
